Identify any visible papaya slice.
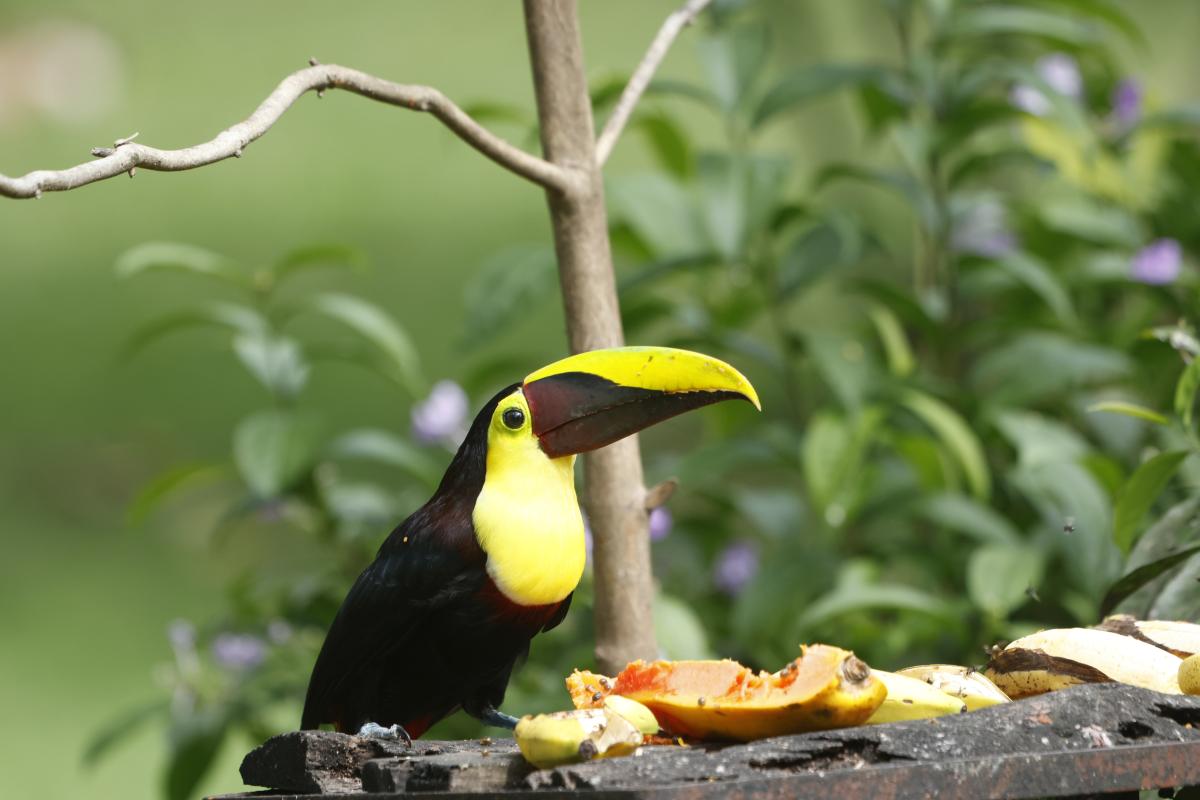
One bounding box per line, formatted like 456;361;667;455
566;644;885;741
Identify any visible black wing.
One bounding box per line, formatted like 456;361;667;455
300;496;484;731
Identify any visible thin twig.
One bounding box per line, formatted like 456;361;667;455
594;0;713;167
644;478;679;510
0;63;575;199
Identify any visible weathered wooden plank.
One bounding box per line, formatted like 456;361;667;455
215;684;1200;799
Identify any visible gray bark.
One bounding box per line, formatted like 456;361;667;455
522;0;659;673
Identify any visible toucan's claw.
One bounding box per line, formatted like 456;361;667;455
477;706;520;730
357;721;413;747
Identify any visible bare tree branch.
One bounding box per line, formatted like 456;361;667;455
0;63;575;199
594;0;713;167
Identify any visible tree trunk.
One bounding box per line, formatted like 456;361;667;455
522;0;658;673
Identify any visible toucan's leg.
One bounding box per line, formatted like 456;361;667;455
475;706;519;730
356;722;413;747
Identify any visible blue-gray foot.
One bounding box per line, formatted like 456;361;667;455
478;707;520;730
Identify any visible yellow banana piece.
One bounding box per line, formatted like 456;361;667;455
514;708;642;769
602;695;659;735
895;664;1010;710
1180;654;1200;695
1096;615;1200;658
985;627;1183;699
865;670;967;723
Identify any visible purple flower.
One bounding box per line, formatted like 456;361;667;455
1111;78;1142;129
411;380;469;448
1038;53;1082;99
1131;239;1182;285
951;198;1018;259
648;506;673;542
1011;53;1081;116
211;633;267;671
713;540;759;595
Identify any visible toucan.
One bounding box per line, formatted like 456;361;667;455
300;346;759;739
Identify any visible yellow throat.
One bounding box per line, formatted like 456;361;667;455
471;390;585;607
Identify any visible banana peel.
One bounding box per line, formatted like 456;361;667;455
514;708;642;769
567;644;885;741
866;670;968;723
1095;615;1200;658
895;664;1010;711
985;627;1183;699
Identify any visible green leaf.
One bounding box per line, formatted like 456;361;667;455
967;543;1044;618
816;164;938;232
900;389;990;499
971;333;1131;406
1174;359;1200;432
943;5;1103;46
798;580;952;629
654;593;714;659
697;153;788;262
645;79;722;111
233;410;321;498
126;462;228;526
607;173;703;257
328;428;442;487
462;245;558;342
633;112;693;179
232;333;310;399
697;21;769;114
1087;401;1168;426
1027;0;1145;45
1147;549;1200;621
1012;461;1118;595
115;242;246;286
866;303;914;377
1113;450;1190;553
165;712;226;800
753;64;907;128
994;410;1089;469
83;699;169;766
271;244;366;283
994;253;1076;326
307;293;423;396
119;302;268;360
916;493;1021;545
805;332;874;412
802;412;852;517
1035;196;1141;247
1100;544;1200;617
778;216;863;297
323;482;402;531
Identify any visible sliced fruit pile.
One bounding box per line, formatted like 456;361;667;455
511;616;1200;769
567;644;885;741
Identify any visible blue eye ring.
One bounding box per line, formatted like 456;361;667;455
502;407;525;430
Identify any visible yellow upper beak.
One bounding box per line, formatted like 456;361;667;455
522;346;760;457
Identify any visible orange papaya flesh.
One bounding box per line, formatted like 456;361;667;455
567;644;885;742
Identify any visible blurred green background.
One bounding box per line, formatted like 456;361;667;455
3;1;1200;798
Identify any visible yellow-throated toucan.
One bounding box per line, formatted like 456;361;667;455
301;346;759;739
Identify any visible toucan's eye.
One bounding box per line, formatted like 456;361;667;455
502;407;525;430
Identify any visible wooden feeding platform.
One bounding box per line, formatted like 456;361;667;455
210;684;1200;799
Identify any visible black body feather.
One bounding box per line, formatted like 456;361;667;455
300;383;572;736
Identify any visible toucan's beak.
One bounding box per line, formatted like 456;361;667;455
522;346;761;458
